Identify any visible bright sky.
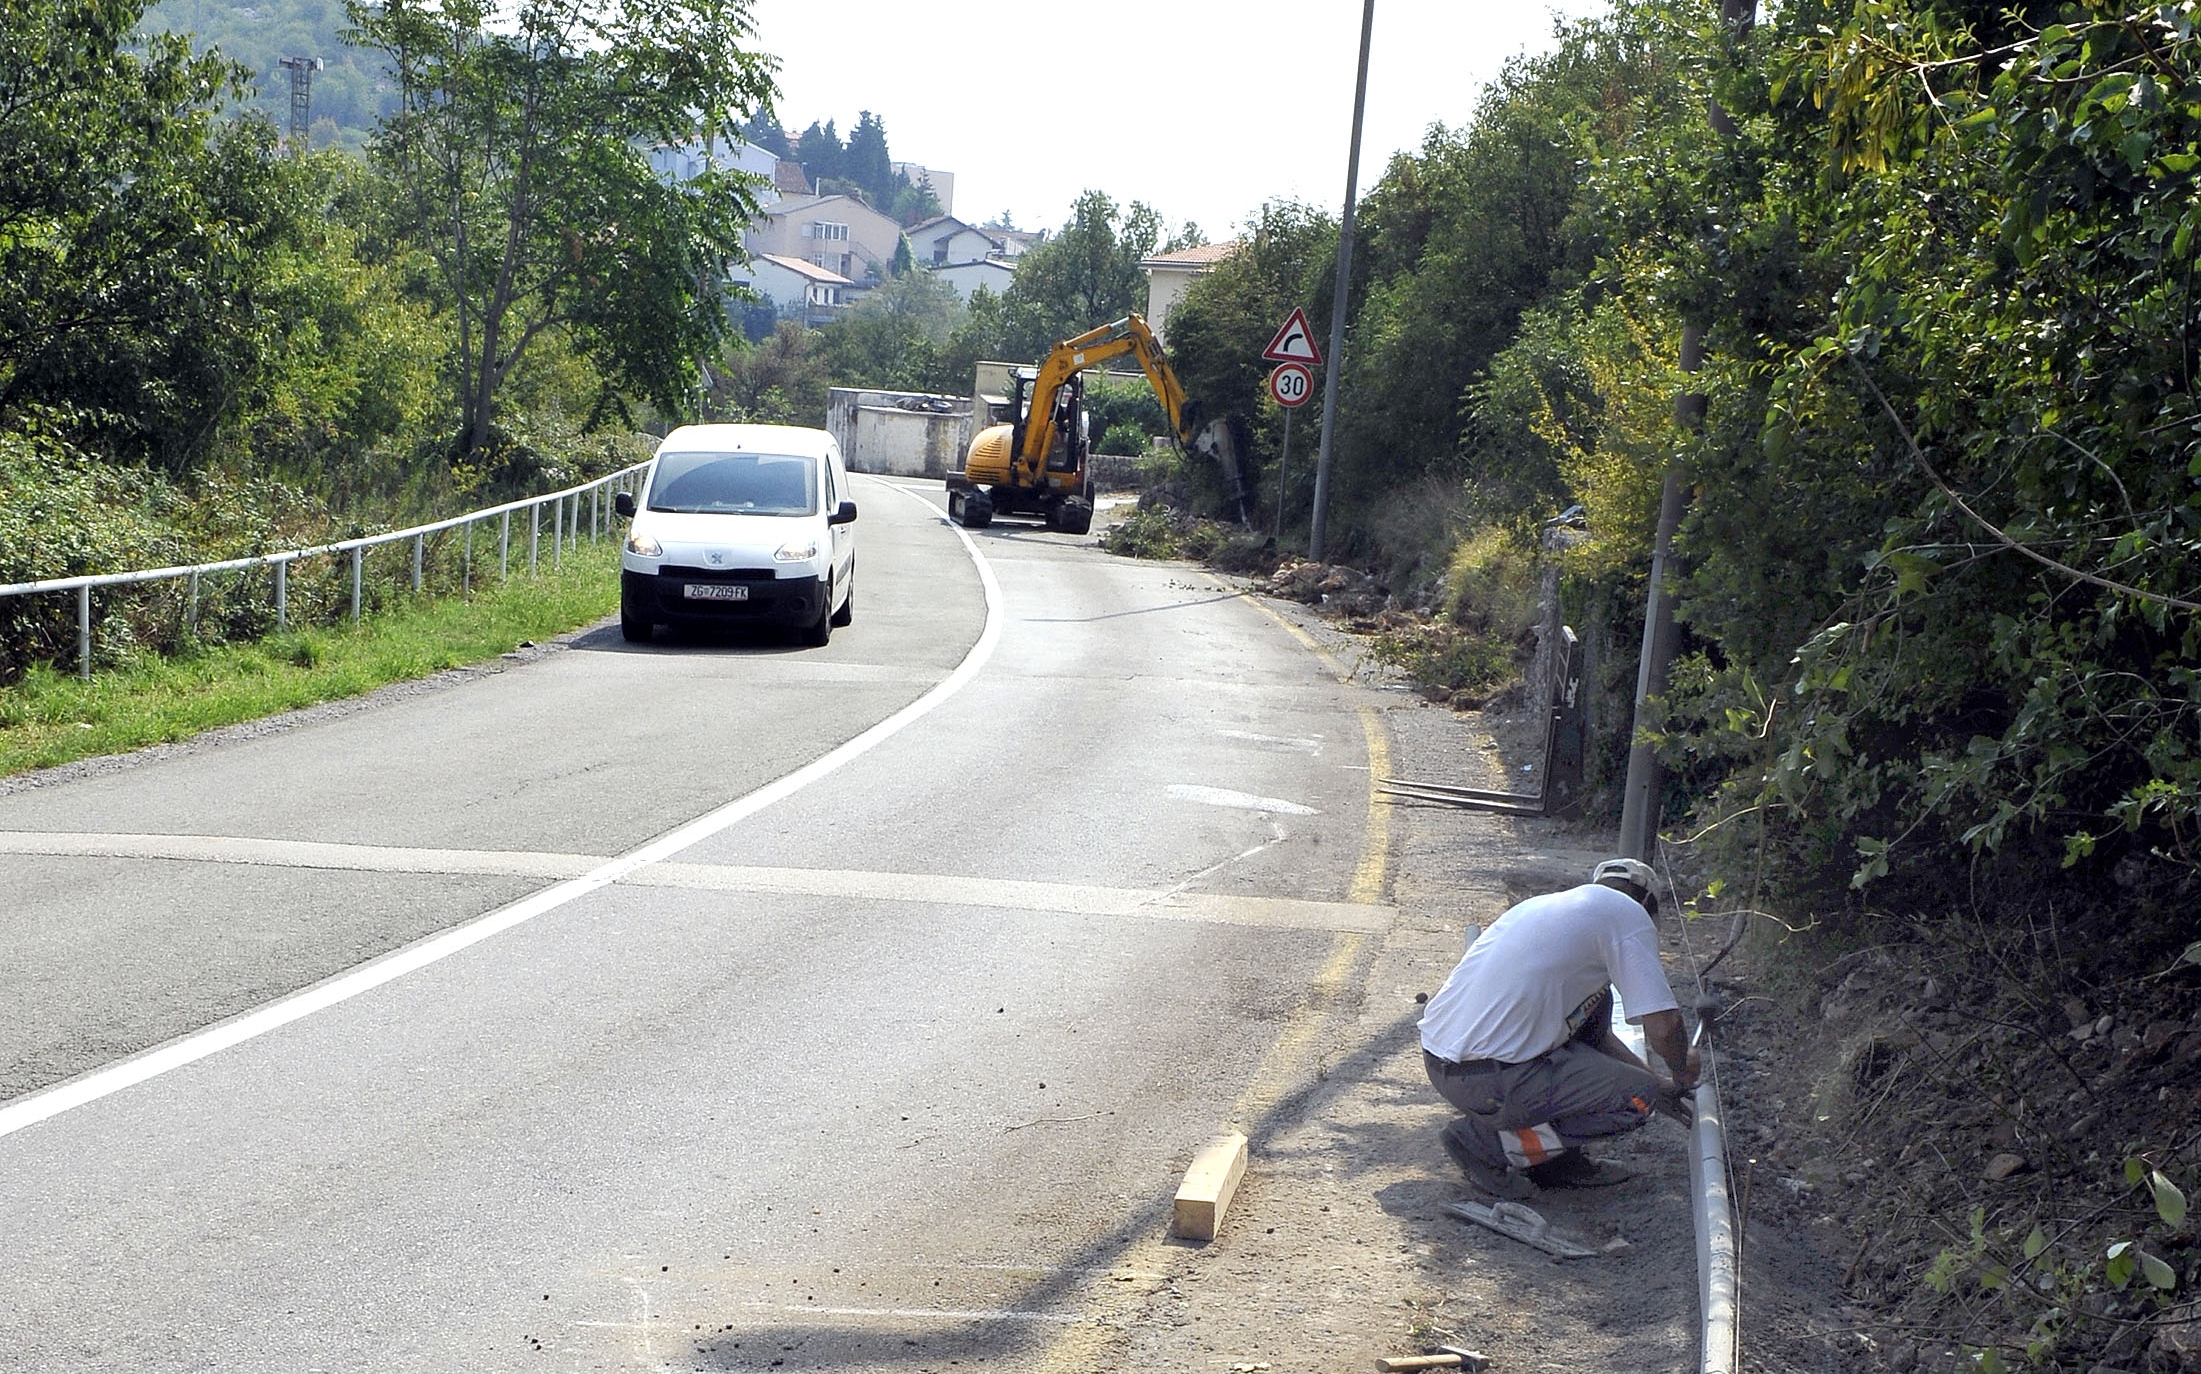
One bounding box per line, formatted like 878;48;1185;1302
747;1;1603;240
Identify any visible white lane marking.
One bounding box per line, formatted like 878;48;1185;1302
0;478;1000;1144
1215;729;1323;753
0;833;1391;933
0;831;597;880
1167;784;1317;816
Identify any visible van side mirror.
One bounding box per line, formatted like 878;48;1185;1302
614;491;635;518
828;500;857;526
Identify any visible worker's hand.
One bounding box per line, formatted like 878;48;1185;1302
1655;1081;1695;1127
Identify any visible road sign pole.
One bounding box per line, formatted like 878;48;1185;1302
1274;408;1294;544
1308;0;1375;562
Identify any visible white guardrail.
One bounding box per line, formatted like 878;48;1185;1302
0;462;650;680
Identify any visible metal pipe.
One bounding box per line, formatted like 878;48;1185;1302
553;496;562;573
1307;0;1376;562
592;487;600;542
275;559;288;632
1693;1056;1739;1374
187;570;199;636
501;511;511;581
463;520;473;595
77;585;90;680
412;533;423;593
529;502;539;576
350;546;362;622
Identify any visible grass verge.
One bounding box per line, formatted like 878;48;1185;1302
0;541;622;777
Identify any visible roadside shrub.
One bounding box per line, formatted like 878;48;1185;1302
1369;621;1518;699
1097;422;1148;456
1441;525;1540;638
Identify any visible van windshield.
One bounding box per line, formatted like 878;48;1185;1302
648;452;817;516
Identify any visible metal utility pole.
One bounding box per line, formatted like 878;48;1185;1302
1307;0;1374;562
1615;0;1758;862
278;57;322;153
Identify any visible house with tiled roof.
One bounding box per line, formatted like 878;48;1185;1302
1140;241;1240;346
744;193;903;289
749;253;853;325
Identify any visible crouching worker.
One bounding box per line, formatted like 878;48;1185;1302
1420;857;1698;1200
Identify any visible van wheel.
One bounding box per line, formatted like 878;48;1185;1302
802;585;833;647
620;600;651;643
831;563;854;626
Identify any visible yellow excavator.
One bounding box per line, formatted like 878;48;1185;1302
946;313;1243;533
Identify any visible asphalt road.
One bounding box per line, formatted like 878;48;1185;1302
0;476;1392;1372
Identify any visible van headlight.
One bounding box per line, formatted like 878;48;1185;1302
627;532;662;557
774;539;819;562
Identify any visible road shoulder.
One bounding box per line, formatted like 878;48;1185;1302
1115;592;1702;1374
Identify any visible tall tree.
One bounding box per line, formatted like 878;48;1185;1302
346;0;776;459
996;190;1163;358
844;110;893;205
795;118;843;188
0;0;309;471
739;107;790;158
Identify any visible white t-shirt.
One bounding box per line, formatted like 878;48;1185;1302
1419;883;1678;1064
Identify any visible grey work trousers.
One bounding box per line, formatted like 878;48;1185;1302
1424;1043;1659;1171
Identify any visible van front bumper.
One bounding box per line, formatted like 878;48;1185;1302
621;567;825;627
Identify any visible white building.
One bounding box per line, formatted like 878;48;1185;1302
934;258;1017;303
905;215;1001;269
648;137;782;204
750;254;854;322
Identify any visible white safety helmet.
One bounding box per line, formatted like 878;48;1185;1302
1591;857;1658;915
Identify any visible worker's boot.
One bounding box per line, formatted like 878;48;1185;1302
1525;1148;1635;1189
1441;1122;1534;1201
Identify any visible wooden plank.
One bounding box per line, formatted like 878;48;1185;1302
1171;1132;1248;1241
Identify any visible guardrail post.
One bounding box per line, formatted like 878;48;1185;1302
77;584;91;680
350;546;362;622
187;570;199;637
530;502;540;576
501;511;511;581
553;495;563;574
463;520;473;595
275;559;288;632
412;533;424;593
592;487;600;542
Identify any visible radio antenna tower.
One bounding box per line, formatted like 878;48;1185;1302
277;57;323;152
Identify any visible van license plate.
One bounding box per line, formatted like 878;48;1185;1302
683;583;749;602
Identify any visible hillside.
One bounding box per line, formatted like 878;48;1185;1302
140;0;391;147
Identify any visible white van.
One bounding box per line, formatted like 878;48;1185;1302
614;424;857;646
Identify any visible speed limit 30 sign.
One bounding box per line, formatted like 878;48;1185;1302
1268;361;1313;408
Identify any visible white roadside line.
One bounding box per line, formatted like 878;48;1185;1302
0;480;997;1144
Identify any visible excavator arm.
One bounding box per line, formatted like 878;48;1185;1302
1013;314;1205;484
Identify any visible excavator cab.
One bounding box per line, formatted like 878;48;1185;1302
1002;368;1088;477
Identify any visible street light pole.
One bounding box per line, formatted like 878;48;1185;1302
1307;0;1374;562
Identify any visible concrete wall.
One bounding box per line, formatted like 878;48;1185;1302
827;388;972;477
